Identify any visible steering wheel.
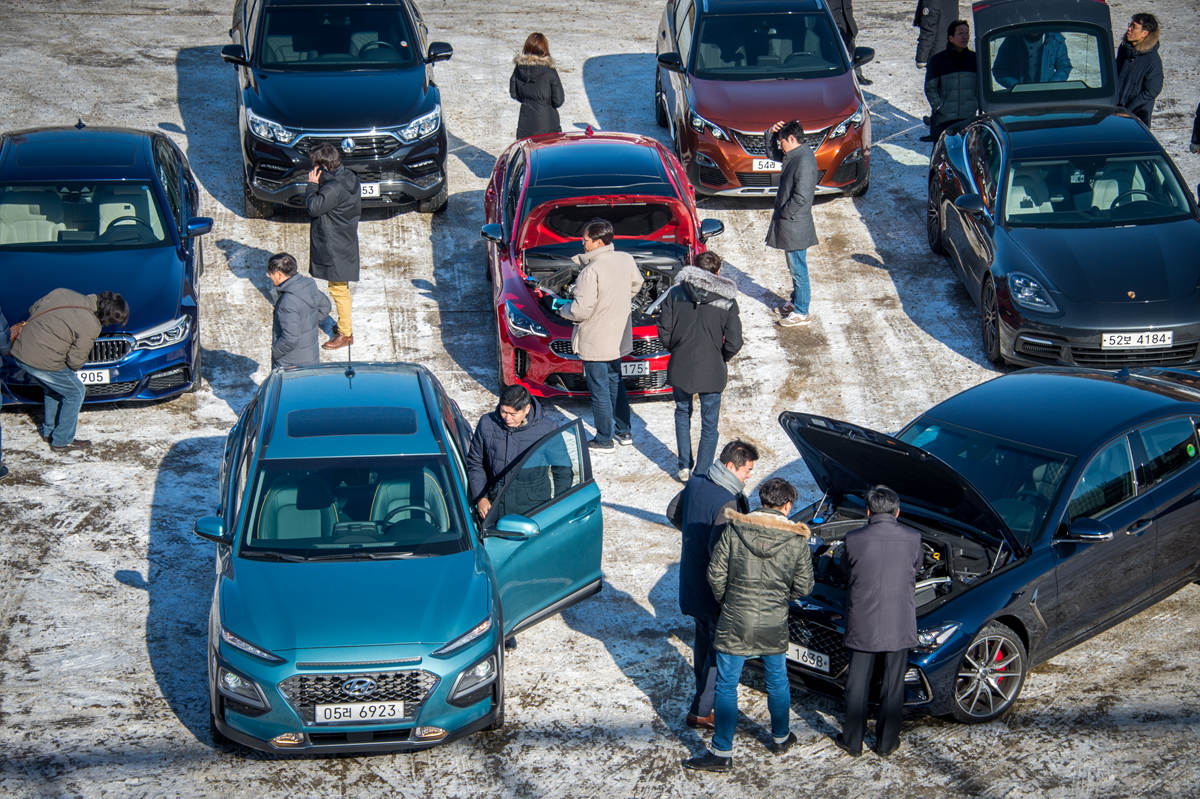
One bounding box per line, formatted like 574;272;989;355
103;216;154;239
359;41;399;56
1111;189;1153;207
382;504;438;527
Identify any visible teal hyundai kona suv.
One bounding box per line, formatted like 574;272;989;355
193;363;602;753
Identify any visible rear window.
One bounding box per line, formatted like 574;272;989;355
258;5;418;70
693;13;846;80
0;182;168;249
982;24;1113;106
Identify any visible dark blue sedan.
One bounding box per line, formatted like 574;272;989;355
0;126;212;403
781;367;1200;722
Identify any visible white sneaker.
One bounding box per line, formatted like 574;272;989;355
778;312;811;327
677;468;691;483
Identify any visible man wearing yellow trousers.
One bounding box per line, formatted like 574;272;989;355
305;143;361;350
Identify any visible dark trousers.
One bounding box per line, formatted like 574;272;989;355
582;359;630;444
843;648;908;754
688;614;718;717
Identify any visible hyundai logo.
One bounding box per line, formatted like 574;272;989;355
341;137;356;154
341;677;377;698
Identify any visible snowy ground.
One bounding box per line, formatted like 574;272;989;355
3;0;1200;796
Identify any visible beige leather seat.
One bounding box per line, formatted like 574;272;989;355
256;475;339;541
1007;169;1053;215
95;185;164;239
0;190;65;244
1091;165;1143;211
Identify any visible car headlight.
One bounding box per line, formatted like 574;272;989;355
449;654;498;701
398;105;441;142
687;107;730;142
830;104;865;139
246;109;296;145
1008;273;1059;314
912;622;960;654
432;615;493;656
219;624;286;663
504;301;548;339
133;315;192;351
217;665;270;709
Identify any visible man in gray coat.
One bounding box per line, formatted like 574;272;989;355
835;485;923;758
306;143;361;351
267;252;332;369
764;120;820;327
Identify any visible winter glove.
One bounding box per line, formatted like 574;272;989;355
549;297;570;312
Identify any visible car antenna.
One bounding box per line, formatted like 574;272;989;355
585;125;594;137
1114;367;1131;382
75;118;86;130
344;340;354;386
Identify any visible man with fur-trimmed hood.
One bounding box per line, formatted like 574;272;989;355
1116;12;1163;128
510;32;565;139
657;251;743;481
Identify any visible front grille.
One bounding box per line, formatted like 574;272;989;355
88;337;133;365
547;370;669;394
295;135;401;159
625;370;669;392
631;337;668;357
732;128;827;157
788;618;850;678
698;165;726;186
1017;338;1063;363
278;670;440;725
85;381;139;398
831;161;859;184
549;339;574;356
1072;343;1198;368
735;172;775;188
147;367;190;392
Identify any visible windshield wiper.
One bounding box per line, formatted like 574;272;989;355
240;550;309;562
303;551;426;561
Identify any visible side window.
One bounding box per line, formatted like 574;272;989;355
1138;417;1199;489
245;0;261;57
967;129;986;194
1067;437;1137;522
491;424;586;520
154;140;184;230
504;152;525;236
979;130;1002;208
676;2;695;65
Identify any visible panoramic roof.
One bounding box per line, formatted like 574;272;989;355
0;128;148;179
999;108;1161;158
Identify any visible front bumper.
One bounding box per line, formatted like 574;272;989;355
999;307;1200;370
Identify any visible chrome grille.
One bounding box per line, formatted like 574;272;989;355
732;128;827;157
87;336;133;365
788;617;849;678
631;337;667;357
295;135;401;159
278;670;440;725
1072;343;1198;368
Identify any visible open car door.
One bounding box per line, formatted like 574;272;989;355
482;419;603;637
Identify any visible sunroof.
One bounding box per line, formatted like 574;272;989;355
16;140;137;168
286;407;417;437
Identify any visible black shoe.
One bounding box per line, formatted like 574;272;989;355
919;134;937;143
504;637;517;651
876;740;902;759
615;432;633;446
683;751;732;772
771;732;797;755
0;464;9;481
588;438;615;452
855;67;872;85
922;115;931;126
50;439;91;453
832;734;862;757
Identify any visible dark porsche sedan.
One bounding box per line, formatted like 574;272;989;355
0;126;211;403
780;367;1200;722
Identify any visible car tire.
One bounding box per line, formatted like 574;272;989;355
210;709;232;748
197;238;205;278
846;175;870;198
484;664;505;732
495;324;509;391
418;178;449;214
654;71;668;129
187;344;204;393
950;621;1027;723
243;184;274;220
981;277;1004;365
927;175;947;255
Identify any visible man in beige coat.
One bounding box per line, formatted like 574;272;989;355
557;218;643;452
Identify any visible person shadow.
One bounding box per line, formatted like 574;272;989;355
202;347;261;416
213;238;278;306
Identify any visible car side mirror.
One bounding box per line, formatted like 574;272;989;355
186;217;213;238
657;52;683;73
955;194;987;216
699;218;724;242
426;42;453;64
853;47;875;68
194;516;231;545
480;223;506;248
1061;517;1114;543
488;514;541;540
220;44;248;67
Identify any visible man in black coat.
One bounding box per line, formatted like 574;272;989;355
827;0;870;85
305;143;361;350
657;251;743;482
266;252;331;369
913;0;960;68
924;20;978;142
1115;13;1163;128
765;120;820;328
668;439;757;730
833;485;922;758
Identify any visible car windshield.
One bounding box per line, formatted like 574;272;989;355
258;6;419;70
0;182;169;250
239;455;469;560
900;419;1075;547
693;13;847;80
982;24;1112;105
1003;155;1193;228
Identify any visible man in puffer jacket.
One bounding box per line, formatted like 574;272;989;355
267;252;331;369
305;143;361;350
684;478;813;773
658;251;743;481
1115;13;1163;128
924;20;978;142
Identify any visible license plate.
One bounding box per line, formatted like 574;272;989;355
315;700;405;724
787;642;830;673
77;369;110;385
1101;331;1173;349
360;183;380;198
752;158;782;172
620;361;649;377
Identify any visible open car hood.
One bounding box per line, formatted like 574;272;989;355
518;195;696;254
779;411;1020;551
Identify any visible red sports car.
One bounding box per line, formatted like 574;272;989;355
480;130;724;398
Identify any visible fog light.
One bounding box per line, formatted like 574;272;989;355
843;148;863;164
412;726;448;741
271;732;306;747
694;152;718;168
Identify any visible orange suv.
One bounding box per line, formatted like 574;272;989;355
655;0;873;198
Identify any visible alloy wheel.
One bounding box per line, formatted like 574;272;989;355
654;72;668;128
951;623;1026;723
980;278;1003;365
927;175;947;255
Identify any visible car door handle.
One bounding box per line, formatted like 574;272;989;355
569;504;598;523
1126;518;1153;536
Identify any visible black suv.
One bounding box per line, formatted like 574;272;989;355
222;0;453;218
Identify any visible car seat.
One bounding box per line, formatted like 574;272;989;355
1091;164;1144;211
256;475;339;540
95;185;164;240
0;190;66;244
370;470;449;532
1007;168;1053;215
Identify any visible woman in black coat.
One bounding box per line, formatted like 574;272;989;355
509;32;564;140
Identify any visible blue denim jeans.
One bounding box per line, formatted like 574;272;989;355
582;359;630;445
673;388;721;476
712;652;792;756
785;249;810;314
17;361;85;447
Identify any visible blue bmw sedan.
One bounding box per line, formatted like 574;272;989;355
194;363;602;753
0;126;211;403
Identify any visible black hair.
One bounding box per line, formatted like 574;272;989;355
499;384;532;411
95;291;129;327
310;143;343;172
267;252;298;277
1130;13;1158;34
583;218;614;245
777;120;805;145
719;439;759;469
947;20;969;39
865;485;900;515
694;251;722;274
758;477;797;509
